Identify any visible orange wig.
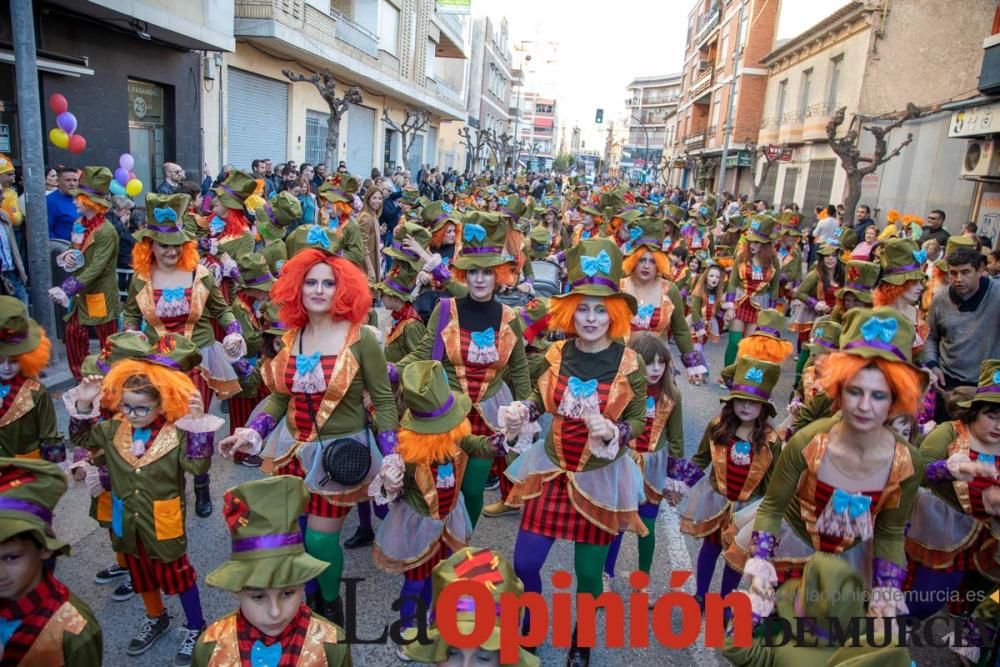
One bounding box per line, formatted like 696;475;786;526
430;222;459;249
874;280;920;308
397;419;472;466
74;195;108;219
451;263;519;289
101;360;195;422
548;292;633;340
817;352;924;418
738;334;794;364
131;239;200;278
14;329;52;378
272;249;372;328
622;247;671;277
209;207;252;239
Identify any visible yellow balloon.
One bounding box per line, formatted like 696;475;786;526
126;179;143;197
49;128;69;149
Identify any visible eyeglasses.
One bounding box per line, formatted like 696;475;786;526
119;402;154;418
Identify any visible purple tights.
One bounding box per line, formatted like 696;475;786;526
399;577;432;628
695;539;742;600
905;565;965;619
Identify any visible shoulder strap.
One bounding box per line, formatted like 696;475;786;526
431;298;451;362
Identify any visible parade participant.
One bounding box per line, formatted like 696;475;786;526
69;334;223;664
538;195;567;250
620;216;707;383
358;182;384;285
783;320;843;439
425;200;462;267
370;360;513;650
775;214;804;314
0;458;103;665
394;212;531;526
719;310;794;387
47;166;121;381
569;205;601;244
602;332;684;589
680;357;782;606
875;237;928;361
690;262;728;350
498;195;534;289
685;254;704;298
123;193;246;515
193;476;352;667
525;225;553;263
0;297;62;460
832;260;879;322
377;263;428;364
728;308;926;624
721;215;780;369
400;546;539;666
502;238;647;667
904;360;1000;622
683;199;715;261
669;247;691;297
218;246;398;626
790;244;844;383
315;176;367;271
253;191;302;274
201;169;256;300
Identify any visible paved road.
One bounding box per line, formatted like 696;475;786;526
48;336;957;665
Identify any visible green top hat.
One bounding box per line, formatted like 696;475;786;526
750;309;786;341
517;297;550;348
452;212;512;270
284;224;341;258
87;331;145;375
597;190;625;213
238;253;276;292
715;244;735;259
957;359;1000;408
551;238;637;314
816;243;841;257
744;214;777;243
935;235;977;270
664;203;686;223
837;261;879;304
0;458;70;555
540;195;562;214
527;225;552;260
721;356;780;416
205;476;329;592
402;547;539;666
317;175;360;205
726;214;746;231
839;307;918;366
580;204;602;218
420;201;461;233
399;360;472;435
774;552;865;643
400;185;421;204
375;263;419;302
879;238;926;285
386;221;432;266
498;195;527;221
624;217;665;255
261;301;287;337
135;193;193;246
808;319;842;358
71;166;113;209
690;200;717;225
213;169;257;210
0;295;42;356
255;192;302;242
115;332;203;373
778;211;803;236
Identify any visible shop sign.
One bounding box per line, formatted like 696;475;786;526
128;80;164;124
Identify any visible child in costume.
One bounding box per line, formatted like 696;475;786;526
314;176;367;272
721;214;780;369
790;244;843;383
719;309;794;388
690;262;728;349
0;296;62;460
253;190;302;274
678;357;782;606
0;458;103;665
69;334;224;664
192;476;352;666
200;169;257;300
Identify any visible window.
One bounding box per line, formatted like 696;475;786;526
798;68;812;119
305;110;329;166
719;27;729;62
775;79;787;126
711;93;721;126
426;38;436;78
827;55;842;108
802;159;837;217
379;0;399;55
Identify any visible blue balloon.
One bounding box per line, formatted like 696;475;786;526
109;180;127;196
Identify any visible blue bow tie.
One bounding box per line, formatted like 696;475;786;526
72;221;86;236
470;328;495;349
834;227;844;237
295;351;322;375
161;286;185;302
646;395;656;412
860;316;898;344
209;217;225;235
567;376;598;399
733;440;751;457
750;220;761;231
831;488;872;519
580;249;612;277
0;384;9;400
250;639;282;667
699;205;710;217
306;226;331;249
993;370;1000;385
979;454;996;466
0;618;22;647
498;196;509;206
463;223;487;243
153;207;178;224
912;249;927;264
745;366;764;384
133;427;152;444
437;462;454;480
637;303;655;320
441;202;453;214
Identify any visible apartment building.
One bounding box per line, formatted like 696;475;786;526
466;16;513;173
514;93;558;171
624;73;681;183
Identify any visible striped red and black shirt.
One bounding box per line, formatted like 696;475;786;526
0;569;70;667
284;355;338;440
236;603;311;667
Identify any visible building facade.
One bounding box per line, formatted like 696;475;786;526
514;92;557;171
624;73;681;183
465;15;512;173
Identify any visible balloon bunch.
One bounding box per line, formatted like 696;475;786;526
47;94;87;154
111;154;143;197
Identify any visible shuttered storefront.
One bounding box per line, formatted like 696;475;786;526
407;134;424;176
757;164;779;206
227;68;288;170
780;167;799;207
801;159;838;218
346;103;375;175
425;126;438;167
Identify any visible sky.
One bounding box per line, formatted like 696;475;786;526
474;0;852;149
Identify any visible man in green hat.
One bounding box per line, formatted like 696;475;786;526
254;191;302;275
0;458;103;665
48;165;121;381
193;476;352;666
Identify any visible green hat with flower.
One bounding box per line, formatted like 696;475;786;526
205;476;330;592
956;359;1000;408
515;297;551;349
808;319;842;358
401;185;421;204
237;252;277;292
421;200;461;233
744;214;777;244
317;174;360;205
690;200;716;226
255;191;302;242
816;243;841;258
0;458;70;555
839;307;919;368
623;217;665;256
452;212;513;270
374;262;420;302
134;193;193;246
836;261;879;304
0;295;42;356
386;221;432;267
551;237;637;313
70;166;113;208
720;356;780;416
212;169;257;210
879;238;927;285
778;211;804;236
284;224;341;258
85;331;143;376
399;360;473;434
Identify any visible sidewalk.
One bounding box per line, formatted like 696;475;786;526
42;351;76;393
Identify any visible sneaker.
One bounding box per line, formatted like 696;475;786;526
127;613;170;656
484;475;500;490
173;626;203;666
602;571;613;593
396;645;413;662
237;454;263;468
481;501;518;517
111;576;134;601
94;563;128;584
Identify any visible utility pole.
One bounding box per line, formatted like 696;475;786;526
718;0;747;197
10;0;57;346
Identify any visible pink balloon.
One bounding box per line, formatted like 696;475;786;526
119;153;135;171
115;167;130;185
129;171;136;181
68;134;86;154
56;112;77;135
49;94;68;115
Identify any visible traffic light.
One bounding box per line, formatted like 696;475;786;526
595;108;604;124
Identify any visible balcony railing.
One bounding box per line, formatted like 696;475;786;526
330;8;378;56
694;3;721;46
684;132;706;150
428;76;463;106
804;102;837;119
437;11;463;37
691;72;712;98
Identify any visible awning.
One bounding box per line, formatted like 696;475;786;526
0;50;95;77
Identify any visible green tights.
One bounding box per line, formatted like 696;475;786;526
575;543;612;597
305;527;343;602
637;516;657;574
461;457;492;529
723;329;743;369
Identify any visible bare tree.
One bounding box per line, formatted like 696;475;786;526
826;104;922;225
484;130;514;177
746;140;783;201
384;108;430;170
459;126;489;173
282;68;362;171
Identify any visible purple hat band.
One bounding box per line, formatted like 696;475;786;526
96;358;111;373
429;595;503;624
730;384;772;400
145;223;183;233
976;384;1000;396
218;183;248;202
756;326;782;338
383;277;412;295
410;393;456;419
433;213;452;225
391;242;418;258
146;354;183;370
570;276;621;291
843;339;907;361
77;185;108;198
812;339;838;350
244;272;275;286
232;530;303;554
461;246;504;255
261;202;278;225
845;282;871;290
883;263;922;276
0;497;53;525
0;329;27;344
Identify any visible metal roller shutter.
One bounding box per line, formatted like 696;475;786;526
781;167;799;207
426;126;438;167
227;69;288;171
407;134;424;176
802;159;838;218
346;103;375;175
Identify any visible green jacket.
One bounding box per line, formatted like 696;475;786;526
919;421;978;513
229;293;265;399
0;377;61;458
385;318;425;364
71;415;213;562
218;230;255;263
259;239;287;274
791;393;835;435
65;221;121;325
777;245;803;285
400;435;497;516
18;591;103;666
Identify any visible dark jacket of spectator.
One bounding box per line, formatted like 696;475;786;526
47;190;77;241
155;180;179;195
852;216;876;238
923;225;951;247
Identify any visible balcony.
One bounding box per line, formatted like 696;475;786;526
684;131;706;150
757;116;779;144
801;102;837;142
694;4;721;49
778;111;804;144
428;76;463;107
330;8;378;56
690;71;713;103
432;9;467;59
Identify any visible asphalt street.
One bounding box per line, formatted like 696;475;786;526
48;334;959;666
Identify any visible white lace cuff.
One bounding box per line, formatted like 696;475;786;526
369;453;404;505
222;333;247;362
867;586;909;618
63;386;103;420
686;365;708;377
497;405;540;454
232;427;265;456
946;452;974;481
176;414;225;433
422;254;443;272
